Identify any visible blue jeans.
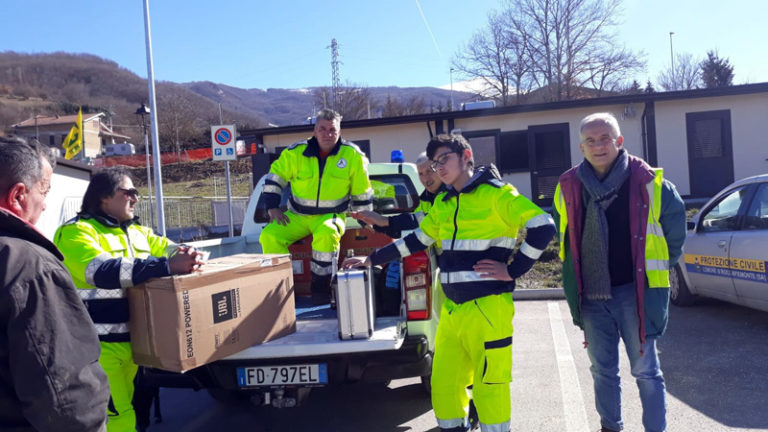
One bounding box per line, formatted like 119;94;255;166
582;282;666;432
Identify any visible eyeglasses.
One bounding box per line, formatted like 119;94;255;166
430;151;460;172
118;188;139;199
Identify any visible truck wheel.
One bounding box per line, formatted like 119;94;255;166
420;375;431;395
670;264;696;306
207;388;247;405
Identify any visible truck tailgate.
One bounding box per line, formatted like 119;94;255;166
223;317;406;360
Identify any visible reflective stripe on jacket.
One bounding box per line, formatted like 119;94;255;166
552;153;687;341
370;165;555;304
554;168;670;288
54;214;171;342
263;136;373;215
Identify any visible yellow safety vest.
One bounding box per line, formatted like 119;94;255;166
554;168;670;287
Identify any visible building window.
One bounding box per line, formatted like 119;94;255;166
49;135;55;147
462;130;500;169
498;131;528;173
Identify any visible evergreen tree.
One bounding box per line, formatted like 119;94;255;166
700;50;734;88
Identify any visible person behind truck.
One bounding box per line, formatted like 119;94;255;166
344;134;555;432
553;112;686;432
0;136;110;432
351;151;446;238
259;108;373;305
54;167;204;432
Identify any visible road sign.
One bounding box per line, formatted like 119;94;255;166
211;124;238;161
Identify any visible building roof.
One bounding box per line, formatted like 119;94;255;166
12;112;104;128
99;122;131;140
241;82;768;137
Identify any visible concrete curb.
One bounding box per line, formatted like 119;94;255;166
512;288;566;301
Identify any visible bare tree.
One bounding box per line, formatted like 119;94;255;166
157;87;201;154
452;11;524;106
312;81;376;120
480;0;647;102
586;46;646;96
379;95;427;117
657;52;702;91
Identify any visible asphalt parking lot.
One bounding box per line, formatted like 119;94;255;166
147;297;768;432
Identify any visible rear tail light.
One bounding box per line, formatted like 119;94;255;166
402;250;431;320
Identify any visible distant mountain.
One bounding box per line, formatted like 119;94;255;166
181;82;478;127
0;52;479;146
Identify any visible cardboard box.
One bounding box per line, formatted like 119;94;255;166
129;253;296;372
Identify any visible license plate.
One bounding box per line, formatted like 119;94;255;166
237;364;327;387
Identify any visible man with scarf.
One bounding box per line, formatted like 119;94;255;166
553;112;686;432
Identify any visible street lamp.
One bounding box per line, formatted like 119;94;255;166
135;103;155;231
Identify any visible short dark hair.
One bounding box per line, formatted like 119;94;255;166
0;136;55;198
426;133;474;167
315;108;342;124
81;167;132;215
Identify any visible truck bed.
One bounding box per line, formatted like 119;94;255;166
222;296;406;361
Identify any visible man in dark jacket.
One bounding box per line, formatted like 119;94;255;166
553;113;686;432
0;136;109;432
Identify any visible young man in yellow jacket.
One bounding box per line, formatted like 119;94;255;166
346;134;555;432
260;109;373;304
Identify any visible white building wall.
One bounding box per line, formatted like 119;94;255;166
655;94;768;196
37;163;91;240
261;104;647;199
453;104;645;165
259;93;768;201
656;94;768;195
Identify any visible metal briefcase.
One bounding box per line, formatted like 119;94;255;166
335;267;375;340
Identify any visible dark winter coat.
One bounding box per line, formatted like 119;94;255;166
0;208;109;432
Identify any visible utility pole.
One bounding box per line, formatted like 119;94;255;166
329;38;341;110
669;32;675;89
219;103;234;237
143;0;166;236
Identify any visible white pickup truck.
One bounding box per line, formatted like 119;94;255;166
149;162;442;408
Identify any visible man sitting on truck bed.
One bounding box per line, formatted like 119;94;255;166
260;108;373;305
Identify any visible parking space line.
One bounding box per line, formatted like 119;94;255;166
548;302;590;432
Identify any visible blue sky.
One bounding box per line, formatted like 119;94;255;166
2;0;766;90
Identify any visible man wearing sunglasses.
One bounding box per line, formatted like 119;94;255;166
345;134;555;432
54;167;204;432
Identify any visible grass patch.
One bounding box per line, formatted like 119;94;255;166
136;174;253;198
516;237;562;289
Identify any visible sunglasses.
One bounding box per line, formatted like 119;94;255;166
118;188;139;199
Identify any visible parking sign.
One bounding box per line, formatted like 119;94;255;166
211;125;238;161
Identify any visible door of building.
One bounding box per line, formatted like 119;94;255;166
528;123;571;207
686;110;734;198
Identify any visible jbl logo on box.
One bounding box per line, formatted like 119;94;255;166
211;289;240;323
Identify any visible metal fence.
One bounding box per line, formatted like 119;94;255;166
134;197;249;231
59;196;250;240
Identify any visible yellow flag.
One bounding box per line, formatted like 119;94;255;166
63;108;83;160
